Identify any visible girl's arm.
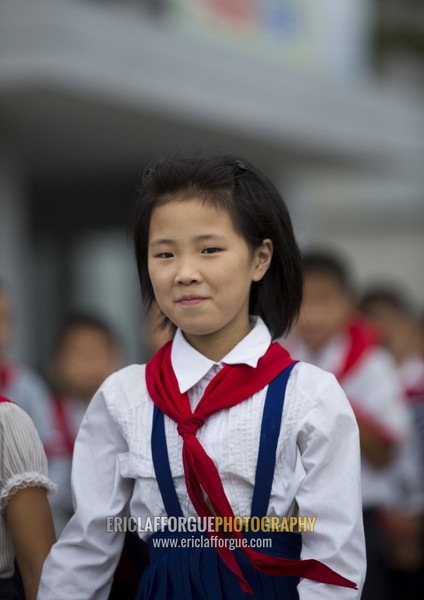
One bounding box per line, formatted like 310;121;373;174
295;368;366;600
38;374;134;600
5;486;56;600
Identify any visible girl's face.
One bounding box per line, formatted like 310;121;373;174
148;197;272;359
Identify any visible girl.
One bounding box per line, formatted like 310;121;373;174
0;395;56;600
39;154;366;599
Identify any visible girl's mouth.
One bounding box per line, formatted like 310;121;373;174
177;296;207;306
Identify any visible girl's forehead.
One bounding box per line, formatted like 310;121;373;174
148;198;246;246
155;191;229;211
150;197;234;228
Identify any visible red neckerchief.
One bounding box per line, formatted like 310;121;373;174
146;340;356;593
0;362;15;392
335;320;380;382
405;363;424;407
46;394;76;458
406;383;424;406
335;321;401;445
0;395;13;403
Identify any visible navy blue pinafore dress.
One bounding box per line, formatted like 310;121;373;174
136;364;301;599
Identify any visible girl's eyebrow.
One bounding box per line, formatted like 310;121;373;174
149;234;228;247
194;234;228;242
149;238;174;247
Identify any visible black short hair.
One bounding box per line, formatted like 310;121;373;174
52;312;119;355
302;250;352;293
132;153;303;339
360;286;410;315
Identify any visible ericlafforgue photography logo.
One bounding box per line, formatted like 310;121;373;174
106;515;317;534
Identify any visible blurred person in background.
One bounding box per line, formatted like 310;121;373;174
0;395;56;600
360;287;424;468
284;251;411;600
420;313;424;360
361;287;424;598
0;277;56;451
45;312;149;599
46;312;122;532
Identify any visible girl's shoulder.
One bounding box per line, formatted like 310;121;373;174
96;363;149;416
112;363;148;390
0;401;48;470
290;360;340;395
288;360;352;418
0;400;47;441
0;399;33;426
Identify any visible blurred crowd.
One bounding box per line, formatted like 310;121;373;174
1;249;423;598
284;251;424;599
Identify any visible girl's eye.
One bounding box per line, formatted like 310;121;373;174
202;247;222;255
155;252;173;259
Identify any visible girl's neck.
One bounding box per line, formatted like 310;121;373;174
183;322;252;362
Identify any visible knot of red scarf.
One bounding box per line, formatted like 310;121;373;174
146;338;357;593
177;415;205;439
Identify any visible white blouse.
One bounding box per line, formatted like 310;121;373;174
39;318;366;600
0;402;57;579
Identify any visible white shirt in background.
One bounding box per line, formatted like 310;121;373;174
285;332;410;509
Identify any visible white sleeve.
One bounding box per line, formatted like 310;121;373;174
0;403;57;511
295;371;366;600
38;375;134;600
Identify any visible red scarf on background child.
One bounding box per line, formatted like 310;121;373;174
336;320;400;445
0;395;13;403
146;340;356;593
335;320;380;382
0;363;14;392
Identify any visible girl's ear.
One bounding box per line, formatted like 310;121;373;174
252;239;273;282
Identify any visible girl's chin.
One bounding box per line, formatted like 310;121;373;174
181;328;216;338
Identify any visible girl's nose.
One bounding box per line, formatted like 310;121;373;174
174;259;201;285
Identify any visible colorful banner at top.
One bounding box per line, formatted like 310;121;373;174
170;0;324;69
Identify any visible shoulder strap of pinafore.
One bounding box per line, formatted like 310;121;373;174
151;403;184;517
151;362;297;519
250;362;297;517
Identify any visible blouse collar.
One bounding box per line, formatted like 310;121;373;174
171;316;272;394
